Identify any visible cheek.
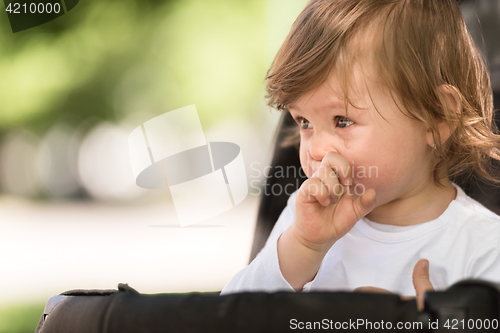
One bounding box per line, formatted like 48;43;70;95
299;144;314;178
343;136;393;186
348;151;396;199
349;132;428;193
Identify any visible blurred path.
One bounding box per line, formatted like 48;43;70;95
0;195;258;305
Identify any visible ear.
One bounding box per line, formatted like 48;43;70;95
426;84;461;148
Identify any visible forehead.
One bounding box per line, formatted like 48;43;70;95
288;61;377;113
287;88;345;112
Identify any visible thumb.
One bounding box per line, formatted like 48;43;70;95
413;259;434;311
353;188;376;219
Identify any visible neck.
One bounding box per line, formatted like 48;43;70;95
366;179;457;226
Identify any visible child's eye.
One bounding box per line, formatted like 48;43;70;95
298;117;313;130
336;116;354;128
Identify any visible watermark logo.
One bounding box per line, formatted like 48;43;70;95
128;105;248;226
4;0;78;33
248;162;378;198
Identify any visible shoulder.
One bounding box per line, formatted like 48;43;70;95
448;184;500;244
436;185;500;279
453;184;500;227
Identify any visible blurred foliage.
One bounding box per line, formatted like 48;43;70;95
0;302;44;333
0;0;266;135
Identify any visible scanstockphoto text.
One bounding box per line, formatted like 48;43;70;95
249;162;378;198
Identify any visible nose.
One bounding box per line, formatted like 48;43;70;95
308;132;337;162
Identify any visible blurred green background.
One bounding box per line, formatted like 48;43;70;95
0;0;263;132
0;0;310;201
0;0;308;332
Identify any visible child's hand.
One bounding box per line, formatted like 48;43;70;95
292;152;377;253
277;152;376;290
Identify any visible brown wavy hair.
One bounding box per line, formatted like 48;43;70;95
265;0;500;185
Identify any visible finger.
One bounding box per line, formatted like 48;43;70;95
298;177;331;206
351;188;377;221
353;286;394;294
314;165;343;204
412;259;434;311
320;152;352;187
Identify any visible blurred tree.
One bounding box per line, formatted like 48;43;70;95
0;0;266;135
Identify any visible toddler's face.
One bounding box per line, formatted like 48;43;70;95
288;64;435;207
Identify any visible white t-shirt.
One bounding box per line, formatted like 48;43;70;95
221;184;500;296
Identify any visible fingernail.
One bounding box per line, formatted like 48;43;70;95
422;259;429;270
325;199;331;205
